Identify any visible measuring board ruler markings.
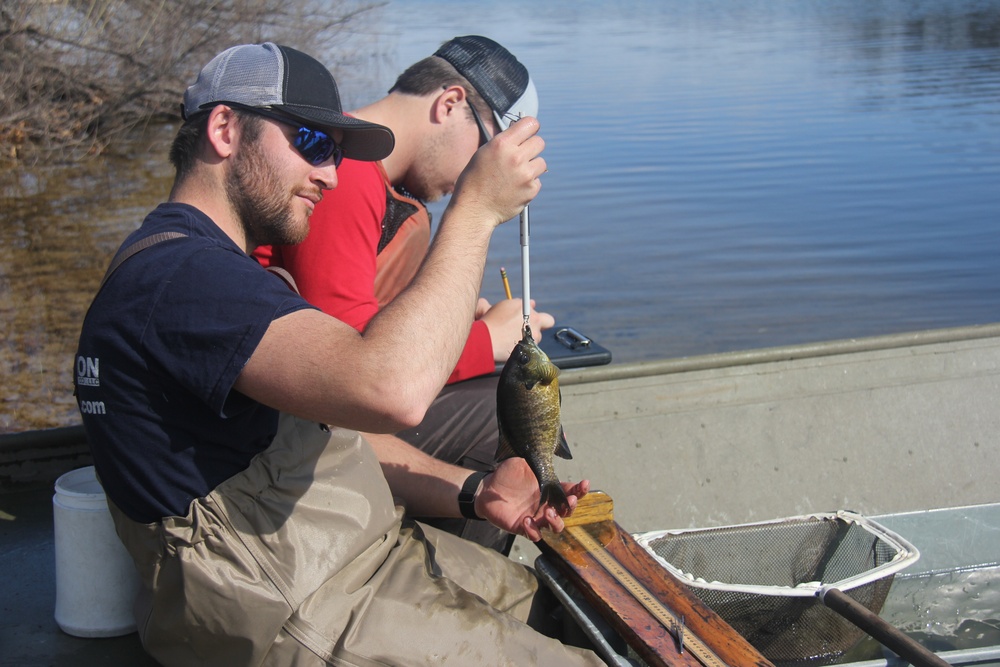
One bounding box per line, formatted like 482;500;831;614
566;525;729;667
540;492;772;667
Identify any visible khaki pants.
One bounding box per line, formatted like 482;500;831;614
109;414;603;666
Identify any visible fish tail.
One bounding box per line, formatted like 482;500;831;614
540;482;571;515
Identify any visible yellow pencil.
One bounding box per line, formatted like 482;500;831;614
500;267;513;300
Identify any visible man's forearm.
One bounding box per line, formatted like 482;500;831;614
365;432;472;518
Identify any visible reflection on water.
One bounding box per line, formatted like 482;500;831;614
839;567;1000;662
3;0;1000;432
890;568;1000;647
453;0;1000;361
0;126;175;431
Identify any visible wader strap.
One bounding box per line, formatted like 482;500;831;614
101;230;301;296
100;231;188;288
264;265;300;294
75;231;189;399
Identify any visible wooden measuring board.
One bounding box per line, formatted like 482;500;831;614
539;492;773;667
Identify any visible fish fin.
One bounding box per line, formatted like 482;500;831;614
523;378;538;391
494;426;519;462
540;483;571;515
554;426;573;460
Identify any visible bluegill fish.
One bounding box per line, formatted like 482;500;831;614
496;325;573;513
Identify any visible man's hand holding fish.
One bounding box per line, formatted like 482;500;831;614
366;431;589;542
476;458;590;541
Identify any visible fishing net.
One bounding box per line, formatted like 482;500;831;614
634;511;919;666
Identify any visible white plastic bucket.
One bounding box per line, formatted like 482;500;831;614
52;465;139;637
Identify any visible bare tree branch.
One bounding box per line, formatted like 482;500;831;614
0;0;383;164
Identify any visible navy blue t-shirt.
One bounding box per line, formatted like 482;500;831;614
74;203;317;522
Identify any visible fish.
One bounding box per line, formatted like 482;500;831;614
496;325;573;513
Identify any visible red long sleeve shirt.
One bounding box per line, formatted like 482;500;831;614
255;157;494;384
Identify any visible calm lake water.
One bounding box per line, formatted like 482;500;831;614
2;0;999;432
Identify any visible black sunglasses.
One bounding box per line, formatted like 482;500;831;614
237;106;344;167
467;102;493;147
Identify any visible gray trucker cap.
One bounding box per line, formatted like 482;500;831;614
434;35;538;132
183;42;394;162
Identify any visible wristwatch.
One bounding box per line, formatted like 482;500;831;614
458;471;488;520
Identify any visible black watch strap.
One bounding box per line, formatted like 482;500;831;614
458;471;488;520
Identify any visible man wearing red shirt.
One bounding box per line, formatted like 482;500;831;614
256;36;552;553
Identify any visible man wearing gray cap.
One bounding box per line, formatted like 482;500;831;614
256;37;554;556
75;42;601;666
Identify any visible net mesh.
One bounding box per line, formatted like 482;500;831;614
637;513;915;666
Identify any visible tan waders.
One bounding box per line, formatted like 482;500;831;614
109;414;603;666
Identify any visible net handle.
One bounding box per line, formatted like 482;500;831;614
819;586;950;667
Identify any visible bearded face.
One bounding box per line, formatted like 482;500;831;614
225;117;310;248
